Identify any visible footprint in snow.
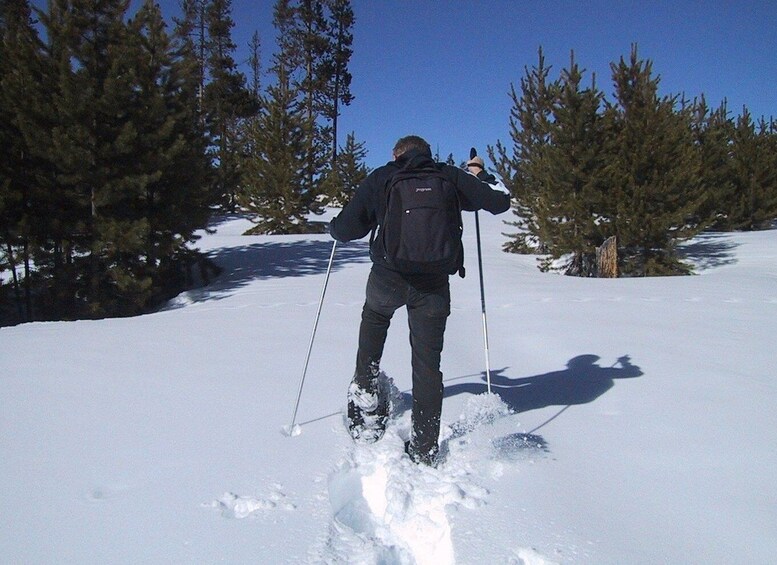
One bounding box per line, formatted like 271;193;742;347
320;392;526;565
326;438;480;565
207;484;296;519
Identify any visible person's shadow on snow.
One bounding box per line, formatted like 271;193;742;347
443;354;643;413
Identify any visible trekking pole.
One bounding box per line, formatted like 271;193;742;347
469;147;493;393
283;239;337;436
474;209;492;394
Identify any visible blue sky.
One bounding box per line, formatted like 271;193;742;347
38;0;777;169
229;0;776;169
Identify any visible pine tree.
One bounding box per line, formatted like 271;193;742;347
690;97;735;229
1;0;47;321
203;0;255;211
724;108;777;230
489;48;558;253
247;30;262;99
239;64;311;234
604;45;705;275
23;0;215;317
321;131;368;206
280;0;330;212
535;52;607;275
238;0;335;233
35;0;141;316
172;0;207;118
320;0;354;169
130;0;213;301
0;0;217;322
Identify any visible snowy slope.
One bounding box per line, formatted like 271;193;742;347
1;211;776;564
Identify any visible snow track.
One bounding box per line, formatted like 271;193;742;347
323;432;483;564
4;216;776;563
316;389;550;564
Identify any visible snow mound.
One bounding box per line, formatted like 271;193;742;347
324;433;488;564
207;486;296;519
510;547;561;565
314;388;543;564
447;391;513;438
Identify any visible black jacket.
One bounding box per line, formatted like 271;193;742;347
330;149;511;277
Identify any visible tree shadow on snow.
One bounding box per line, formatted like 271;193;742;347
182;240;370;303
678;233;739;270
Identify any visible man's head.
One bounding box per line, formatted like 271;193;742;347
392;135;432;159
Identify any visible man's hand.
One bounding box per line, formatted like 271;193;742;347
466;155;485;176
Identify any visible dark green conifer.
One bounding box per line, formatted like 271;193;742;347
0;0;47;320
129;0;213;301
320;0;354;169
35;0;138;315
279;0;330;212
203;0;255;211
724;109;777;230
604;45;704;275
690;97;735;229
321;131;368;207
489;48;558;254
535;52;607;275
240;64;310;234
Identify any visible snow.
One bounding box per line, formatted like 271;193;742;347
2;210;777;563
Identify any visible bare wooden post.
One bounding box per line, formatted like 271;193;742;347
596;236;618;278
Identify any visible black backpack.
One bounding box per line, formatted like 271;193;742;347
372;163;464;276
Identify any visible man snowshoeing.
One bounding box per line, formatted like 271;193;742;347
329;135;510;465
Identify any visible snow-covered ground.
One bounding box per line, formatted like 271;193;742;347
2;210;776;564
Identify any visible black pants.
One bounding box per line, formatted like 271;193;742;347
355;268;450;455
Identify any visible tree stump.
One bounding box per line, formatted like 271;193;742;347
596;236;618;278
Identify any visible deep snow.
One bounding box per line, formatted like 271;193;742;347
1;210;776;564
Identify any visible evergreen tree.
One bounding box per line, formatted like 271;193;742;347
321;131;368;206
320;0;354;169
130;0;213;301
0;0;216;322
238;0;333;233
535;52;607;275
603;45;705;275
203;0;255;210
247;29;262;99
15;0;214;318
0;0;47;321
489;48;558;253
690;96;735;229
280;0;330;212
34;0;138;315
172;0;207;118
724;108;777;230
239;64;311;234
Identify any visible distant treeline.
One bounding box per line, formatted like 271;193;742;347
491;47;777;276
1;0;366;325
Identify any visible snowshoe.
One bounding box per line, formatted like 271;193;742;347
347;377;389;444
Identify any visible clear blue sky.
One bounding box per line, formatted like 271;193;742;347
239;0;777;169
41;0;777;169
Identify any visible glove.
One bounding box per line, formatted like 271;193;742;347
467;156;498;184
466;156;485;175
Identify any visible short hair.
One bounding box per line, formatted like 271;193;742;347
393;135;432;158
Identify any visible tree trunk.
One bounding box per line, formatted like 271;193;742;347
5;240;24;321
596;236;618;278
